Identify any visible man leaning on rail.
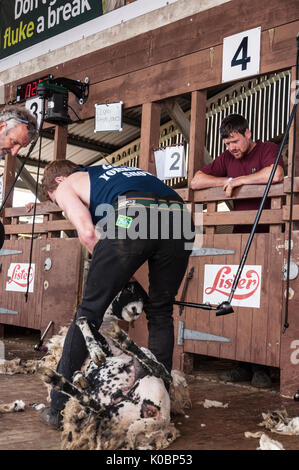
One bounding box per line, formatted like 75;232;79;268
190;113;285;388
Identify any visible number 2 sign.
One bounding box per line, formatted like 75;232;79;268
164;145;187;179
222;27;261;83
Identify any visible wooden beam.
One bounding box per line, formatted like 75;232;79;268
188;90;207;181
1;154;16;212
5;201;61;217
203;209;282;226
288;67;299;177
41;128;118;154
284;176;299;193
164;99;190;142
5;15;298;116
193;182;285;203
283;205;299;221
15;157;46;202
285;66;299;229
4;219;75;234
59;19;297;118
53;124;68;160
139;102;161;174
6;0;297;104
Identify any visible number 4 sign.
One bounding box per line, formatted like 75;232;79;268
222;27;261;83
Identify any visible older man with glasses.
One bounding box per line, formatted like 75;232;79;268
0;107;38;159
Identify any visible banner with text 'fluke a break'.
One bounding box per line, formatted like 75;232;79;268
0;0;103;61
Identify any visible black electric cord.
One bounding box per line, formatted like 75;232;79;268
283;34;299;333
0;109;45;250
25;99;46;301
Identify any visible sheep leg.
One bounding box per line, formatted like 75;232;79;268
107;322;172;385
39;367;104;413
76;317;107;366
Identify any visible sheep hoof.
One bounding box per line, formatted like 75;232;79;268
107;321;122;340
90;348;106;367
73;371;89;389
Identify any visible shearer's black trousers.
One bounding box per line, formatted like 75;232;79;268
51;194;194;412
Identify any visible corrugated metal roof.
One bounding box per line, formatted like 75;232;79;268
18;114;142;168
17;95;191;168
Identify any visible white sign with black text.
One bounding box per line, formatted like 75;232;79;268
222;27;261;83
26;96;43;128
94;102;123;132
164;145;187;179
154;145;187;180
154;149;170;181
203;264;262;308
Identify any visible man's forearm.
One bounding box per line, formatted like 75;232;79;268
190;171;228;190
223;165;284;197
234;164;284;186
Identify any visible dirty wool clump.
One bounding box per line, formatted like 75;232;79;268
259;409;299;436
0;358;41;375
0;400;25;413
0;326;68;377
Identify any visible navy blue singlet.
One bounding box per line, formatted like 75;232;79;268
75;165;180;224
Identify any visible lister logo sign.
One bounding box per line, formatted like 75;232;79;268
6;263;35;293
203;265;262;308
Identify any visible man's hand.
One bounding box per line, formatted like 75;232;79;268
223;177;245;197
222;164;284;198
25;202;35;213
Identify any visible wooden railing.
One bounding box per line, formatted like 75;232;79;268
2;177;298;239
3;202;75;240
191;177;299;234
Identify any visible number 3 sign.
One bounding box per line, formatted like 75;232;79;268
222;27;261;83
26;96;43;128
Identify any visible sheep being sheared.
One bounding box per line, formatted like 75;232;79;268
40;317;180;450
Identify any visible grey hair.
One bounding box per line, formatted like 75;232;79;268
0;107;38;141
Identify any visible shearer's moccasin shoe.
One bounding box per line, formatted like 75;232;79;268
39;406;63;430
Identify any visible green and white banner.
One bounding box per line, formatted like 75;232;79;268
0;0;103;61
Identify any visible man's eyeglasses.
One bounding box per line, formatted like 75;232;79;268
4;117;29;125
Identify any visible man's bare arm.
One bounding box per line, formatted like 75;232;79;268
223;164;284;197
55;181;99;254
190;170;228;190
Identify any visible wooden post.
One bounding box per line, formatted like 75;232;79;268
139;102;161;173
286;66;299;230
189;90;211;236
49;124;68;237
188;90;207;181
53;124;68;160
280;66;299;397
287;67;299;177
1;155;16;240
2;154;16;210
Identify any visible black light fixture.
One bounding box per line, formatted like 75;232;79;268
37;76;89;124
